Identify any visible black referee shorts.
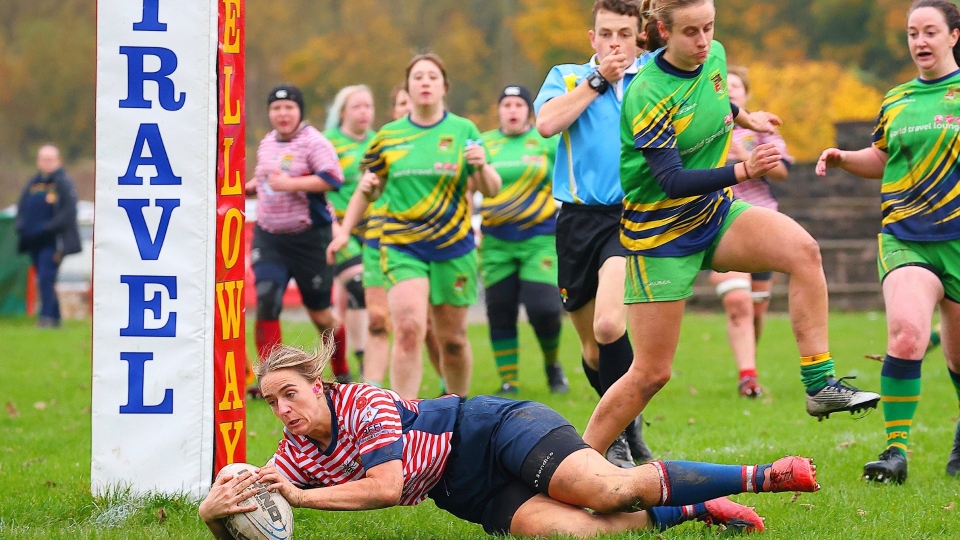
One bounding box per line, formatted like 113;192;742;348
555;203;625;312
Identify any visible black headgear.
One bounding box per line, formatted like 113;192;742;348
498;85;533;110
267;84;305;115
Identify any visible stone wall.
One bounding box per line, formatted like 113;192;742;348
688;121;885;311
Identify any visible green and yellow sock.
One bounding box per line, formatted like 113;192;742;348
881;355;922;456
948;367;960;414
800;352;835;394
537;332;560;368
490;327;519;387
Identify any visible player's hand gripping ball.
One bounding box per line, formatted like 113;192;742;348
219;463;294;540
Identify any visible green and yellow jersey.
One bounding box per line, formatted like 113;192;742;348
360;112;481;261
479;128;558;241
620;41;735;257
874;69;960;241
324;127;375;236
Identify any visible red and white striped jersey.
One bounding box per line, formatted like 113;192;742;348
270;384;458;506
728;126;793;212
253;125;344;234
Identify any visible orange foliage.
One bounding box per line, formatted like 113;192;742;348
511;0;594;72
746;61;884;162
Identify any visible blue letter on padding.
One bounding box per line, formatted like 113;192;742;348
133;0;167;31
119;352;174;414
119;46;185;111
118;199;180;260
118;124;182;185
121;275;177;337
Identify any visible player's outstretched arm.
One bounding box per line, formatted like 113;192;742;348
259;459;404;511
815;145;887;179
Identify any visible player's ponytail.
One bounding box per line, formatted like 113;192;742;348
911;0;960;67
639;0;666;51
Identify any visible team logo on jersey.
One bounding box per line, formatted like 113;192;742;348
341;459;361;475
361;404;379;423
453;275;468;292
540;257;553;271
944;87;960;100
438;135;455;151
710;70;725;94
355;397;368;410
525;139;539;149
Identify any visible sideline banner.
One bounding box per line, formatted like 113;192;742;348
92;0;246;496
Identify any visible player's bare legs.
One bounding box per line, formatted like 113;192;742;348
363;285;391;385
583;300;684;452
387;277;430;398
431;303;473;396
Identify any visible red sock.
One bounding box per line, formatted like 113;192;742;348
739;368;758;379
330;324;349;377
253;320;282;385
256;320;282;361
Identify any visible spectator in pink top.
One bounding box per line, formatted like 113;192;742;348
245;84;348;395
707;66;793;399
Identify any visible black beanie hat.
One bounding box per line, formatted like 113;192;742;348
498;85;533;110
268;84;305;115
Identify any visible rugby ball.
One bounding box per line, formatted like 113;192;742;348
218;463;295;540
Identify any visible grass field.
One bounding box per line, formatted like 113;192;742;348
2;312;960;539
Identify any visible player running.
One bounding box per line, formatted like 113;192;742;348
324;85;376;381
817;0;960;484
479;85;569;396
707;66;794;398
579;0;880;456
199;341;821;538
328;53;501;398
244;84;349;393
534;0;655;468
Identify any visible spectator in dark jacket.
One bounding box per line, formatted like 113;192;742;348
15;144;81;327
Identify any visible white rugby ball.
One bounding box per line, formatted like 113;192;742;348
218;462;295;540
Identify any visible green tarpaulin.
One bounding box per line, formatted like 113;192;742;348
0;214;30;316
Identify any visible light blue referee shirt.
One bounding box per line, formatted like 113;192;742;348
534;52;655;206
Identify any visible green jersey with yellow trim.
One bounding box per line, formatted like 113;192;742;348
620;42;735;257
360;112;480;261
324;127;375;225
479;128;558;241
873;70;960;241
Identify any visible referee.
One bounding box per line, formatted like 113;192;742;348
533;0;653;467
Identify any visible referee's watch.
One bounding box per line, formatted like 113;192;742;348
586;70;609;94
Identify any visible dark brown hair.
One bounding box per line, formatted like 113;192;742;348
405;53;449;91
639;0;666;51
593;0;642;20
910;0;960;66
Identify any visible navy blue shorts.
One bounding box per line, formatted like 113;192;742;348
427;396;586;534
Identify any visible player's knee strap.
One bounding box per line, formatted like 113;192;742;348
751;290;772;302
345;274;366;310
715;278;752;298
256;280;285;320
